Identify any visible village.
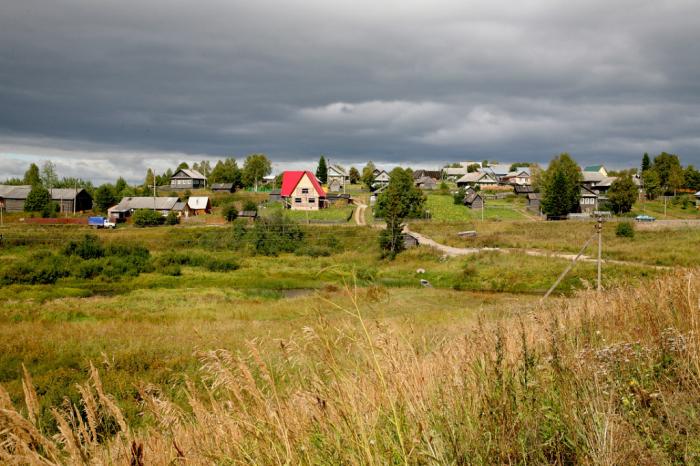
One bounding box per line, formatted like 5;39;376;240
1;155;699;230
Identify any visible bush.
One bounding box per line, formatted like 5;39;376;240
250;212;304;256
161;265;182;276
0;253;70;285
205;257;240;272
165;211;179;225
295;245;332;257
63;234;105;260
24;185;51;212
243;200;258;212
453;187;466;205
616;221;635;238
222;204;238;222
132;209;165;227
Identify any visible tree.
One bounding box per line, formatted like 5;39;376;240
652;152;682;193
642;169;661;199
607;174;637;214
40;161;58;189
144;169;156;190
540;153;582;217
210;158;243;187
453;187;466;205
361;161;376;190
467;163;480;173
684;165;700;191
24;185;51;212
482;160;489;168
94;184;117;213
222;204;238;222
115;177;128;194
509;162;531;172
668;164;685;195
242;154;271;191
177;162;189;171
23;163;42;186
349;167;360;184
641;153;651;172
375;168;426;259
316;156;328;184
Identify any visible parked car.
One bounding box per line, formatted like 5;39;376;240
635;214;656;222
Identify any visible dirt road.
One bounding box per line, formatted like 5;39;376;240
354;203;367;226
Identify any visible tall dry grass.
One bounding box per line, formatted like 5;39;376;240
1;271;699;464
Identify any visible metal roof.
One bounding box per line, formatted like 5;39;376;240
110;196;180;212
171;169;206;180
0;185;31;198
187;197;210;210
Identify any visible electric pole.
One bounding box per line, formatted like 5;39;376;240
596;215;603;292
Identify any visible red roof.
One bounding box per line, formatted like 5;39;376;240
280;171;326;197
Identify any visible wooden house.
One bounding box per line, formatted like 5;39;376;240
372;169;390;190
463;191;484;209
0;185;92;213
170;169;206;189
237;210;258;222
187;196;211;215
514;185;534;196
280;171;326;210
415;176;438;190
526;193;541;212
211;183;234;193
456;172;497;188
108;197;180;221
579;185;599;214
327;165;348;192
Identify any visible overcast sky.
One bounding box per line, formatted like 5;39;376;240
1;0;699;183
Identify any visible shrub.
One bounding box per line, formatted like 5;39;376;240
250;212;304;256
222;204;238;222
205;257;240;272
63;234;105;260
161;265;182;276
0;253;70;285
243;200;258;212
41;202;59;218
133;209;165;227
24;185;51;212
165;211;179;225
453;187;466;205
616;221;635;238
295;245;332;257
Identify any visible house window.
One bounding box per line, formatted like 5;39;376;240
301;188;309;194
294;198;302;203
309;198;315;203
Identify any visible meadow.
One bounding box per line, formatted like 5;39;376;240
1;215;698;463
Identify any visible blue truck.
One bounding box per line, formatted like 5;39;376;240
88;216;116;229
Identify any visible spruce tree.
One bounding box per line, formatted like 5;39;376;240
641;153;650;172
316;156;328;184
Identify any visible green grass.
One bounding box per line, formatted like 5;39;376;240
425;193;529;221
259;201;354;222
631;197;700;219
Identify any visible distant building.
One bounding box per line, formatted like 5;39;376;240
463;190;484;209
372;169;390;190
170;169;206;189
579;185;599;214
526;193;541;212
415;176;438;190
501;168;532;186
108;196;180;221
327;164;348;192
456;172;498;188
187;196;211;215
412;170;442;181
443;166;470;181
695;190;700;208
211;183;234;193
280;171;326;210
0;185;92;213
583;165;608;177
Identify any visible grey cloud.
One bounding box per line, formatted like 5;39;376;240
1;0;700;183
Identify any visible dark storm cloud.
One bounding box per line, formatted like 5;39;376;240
1;0;699;182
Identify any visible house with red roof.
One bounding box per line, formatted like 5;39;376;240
280;171;327;210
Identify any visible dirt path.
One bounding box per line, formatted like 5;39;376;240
404;227;670;269
354;203;367;226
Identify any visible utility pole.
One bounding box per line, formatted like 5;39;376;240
664;196;667;218
596;215;603;292
73;180;77;214
481;197;484;221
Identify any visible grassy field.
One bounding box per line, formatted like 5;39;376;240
1;219;698;463
259;201;354;222
425;193;530;221
631;197;700;219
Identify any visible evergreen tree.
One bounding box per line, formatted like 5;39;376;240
540;153;582;217
24;185;51;212
115;177;128;194
375;168;426;259
608;174;637;214
641;153;651;172
348;167;360;184
23;163;42;186
316;156;328;184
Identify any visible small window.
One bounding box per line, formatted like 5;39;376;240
294;198;302;203
301;188;309;194
309;198;315;203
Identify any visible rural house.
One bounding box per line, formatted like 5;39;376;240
695;190;700;208
108;196;180;221
187;196;211;215
0;185;93;213
327;164;348;192
526;193;541;212
172;201;191;218
372;169;390;190
583;165;608;177
415;176;438;190
579;186;599;214
443;166;469;181
211;183;234;193
413;170;442;181
280;171;326;210
170;169;206;189
456;172;498;188
463;190;484;209
501;168;531;186
514;185;534;196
